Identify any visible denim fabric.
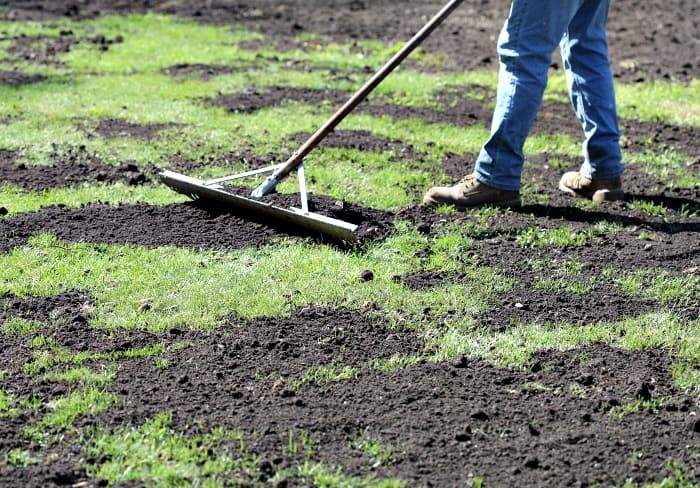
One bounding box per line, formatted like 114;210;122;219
474;0;623;191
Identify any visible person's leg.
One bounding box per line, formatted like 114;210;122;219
560;0;623;181
473;0;582;192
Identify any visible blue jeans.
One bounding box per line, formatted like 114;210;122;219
474;0;624;191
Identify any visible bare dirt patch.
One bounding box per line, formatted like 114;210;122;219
92;119;179;140
288;129;421;161
100;339;697;486
0;69;46;85
0;148;151;192
6;31;123;66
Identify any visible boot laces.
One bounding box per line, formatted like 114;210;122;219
459;174;478;188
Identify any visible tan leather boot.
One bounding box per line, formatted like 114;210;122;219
423;175;521;209
558;171;624;202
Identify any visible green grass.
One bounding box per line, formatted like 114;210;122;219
0;232;509;332
86;412;257;486
352;429;396;468
0;389;18;417
295;364;360;388
516;225;594;248
24;388;118;441
0;183;187;216
434;312;700;392
41;366;116;386
1;317;42;335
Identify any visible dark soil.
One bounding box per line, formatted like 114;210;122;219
0;2;698;486
4;303;697;486
1;0;696;83
92;119;179;140
161;63;238;79
0;148;151;192
0;69;46;85
0;290;89;327
398;269;697;329
6;31;123;65
0;202;295;253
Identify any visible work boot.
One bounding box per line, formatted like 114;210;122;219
558;171;624;202
423;175;521;209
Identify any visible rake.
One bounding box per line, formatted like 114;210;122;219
160;0;464;243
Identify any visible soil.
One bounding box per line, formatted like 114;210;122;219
2;301;698;486
6;31;123;65
1;0;697;83
0;202;296;253
0;148;151;191
92;119;179;140
288;129;421;161
161;63;239;79
0;69;46;85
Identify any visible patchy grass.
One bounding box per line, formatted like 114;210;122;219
0;10;698;486
0;233;510;332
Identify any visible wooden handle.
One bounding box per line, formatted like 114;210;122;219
272;0;464;183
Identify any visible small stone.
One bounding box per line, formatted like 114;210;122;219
358;269;374;282
470;410;489;421
455;426;471;442
452;355;469;368
643;243;653;251
529;361;543;373
514;302;525;309
256;459;274;481
636;382;652;401
576;374;594;386
685;414;699;433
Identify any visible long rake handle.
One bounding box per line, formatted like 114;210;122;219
252;0;464;197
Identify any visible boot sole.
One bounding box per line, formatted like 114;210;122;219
558;182;624;202
423;195;522;210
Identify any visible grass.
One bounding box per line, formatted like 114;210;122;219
24;388;118;442
0;232;510;332
433;312;700;392
0;183;187;216
0;9;698;486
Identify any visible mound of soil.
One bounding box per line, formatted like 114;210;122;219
0;202;294;253
0;290;89;326
0;149;150;192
